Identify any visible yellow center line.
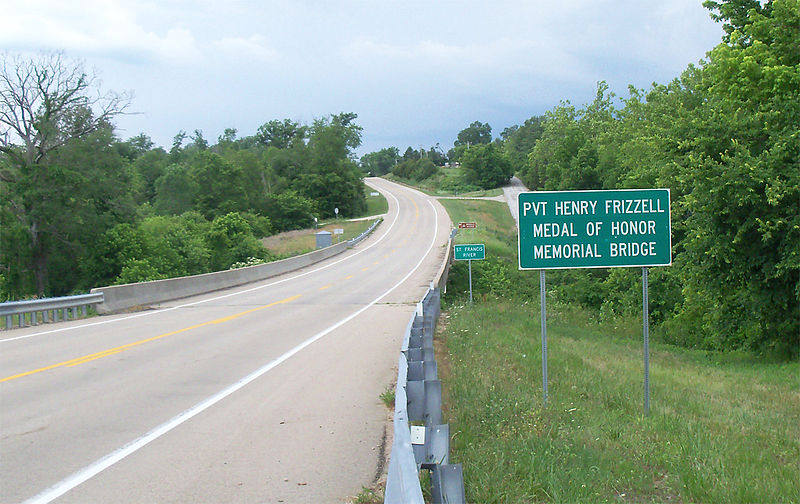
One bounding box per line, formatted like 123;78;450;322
361;267;370;272
318;284;332;291
0;294;302;383
344;275;354;280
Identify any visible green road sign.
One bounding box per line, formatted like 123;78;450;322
454;244;485;261
518;189;671;270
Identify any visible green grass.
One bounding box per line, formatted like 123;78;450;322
363;185;389;217
261;219;378;258
437;199;800;503
380;385;395;409
351;487;382;504
440;198;515;251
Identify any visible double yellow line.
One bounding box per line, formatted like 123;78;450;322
0;294;301;383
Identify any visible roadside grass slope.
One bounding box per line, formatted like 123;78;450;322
438;198;800;503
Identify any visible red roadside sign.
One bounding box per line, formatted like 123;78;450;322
458;222;477;229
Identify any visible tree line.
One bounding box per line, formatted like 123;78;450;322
1;51;367;298
360;0;798;357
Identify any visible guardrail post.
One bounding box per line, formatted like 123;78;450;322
431;464;466;504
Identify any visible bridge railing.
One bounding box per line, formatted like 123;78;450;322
385;228;465;503
0;293;104;329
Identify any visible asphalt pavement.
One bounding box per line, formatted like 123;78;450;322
0;178;451;504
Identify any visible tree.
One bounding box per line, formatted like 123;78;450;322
0;52;132;294
703;0;773;44
449;121;492;161
461;143;513;189
501;116;544;174
190;151;247;218
132;147;169;205
154;164;197;215
296;113;366;217
427;143;448;166
360;147;398;175
263;190;317;232
256;119;307;149
670;0;799;355
454;121;492;147
206;212;269;271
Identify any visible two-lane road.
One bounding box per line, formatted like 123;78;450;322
0;178;451;503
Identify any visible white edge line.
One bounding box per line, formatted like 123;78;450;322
1;185;401;344
22;198;440;504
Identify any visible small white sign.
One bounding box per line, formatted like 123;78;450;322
334;228;344;235
370;192;379;196
410;425;426;445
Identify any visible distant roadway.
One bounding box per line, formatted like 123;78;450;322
0;178;451;503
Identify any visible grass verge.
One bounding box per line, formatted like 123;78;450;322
364;185;389;217
438;198;800;503
261;219;377;258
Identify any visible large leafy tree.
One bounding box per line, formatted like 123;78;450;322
0;52;132;296
672;0;799;355
449;121;492;162
256;119;307;149
360;147;398;175
295;113;366;217
190;151;247;219
460;143;513;189
501;116;544;174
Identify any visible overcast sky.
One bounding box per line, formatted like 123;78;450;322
1;0;724;155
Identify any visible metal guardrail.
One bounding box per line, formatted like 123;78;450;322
347;217;383;247
0;293;104;330
385;229;466;503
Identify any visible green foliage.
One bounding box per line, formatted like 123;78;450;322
131;147;169;204
449;120;493;161
501;116;544;174
295;128;365;217
360;147;399;175
190;151;247;218
391;156;438;181
115;259;168;285
460;143;513;189
454;120;492;147
256;119;307;149
263;190;317;232
1;123;137;296
206;212;270;271
504;2;799;357
153;164;197;215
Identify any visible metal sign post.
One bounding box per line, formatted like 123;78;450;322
468;260;473;303
643;267;650;416
517;189;671;415
540;270;548;406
